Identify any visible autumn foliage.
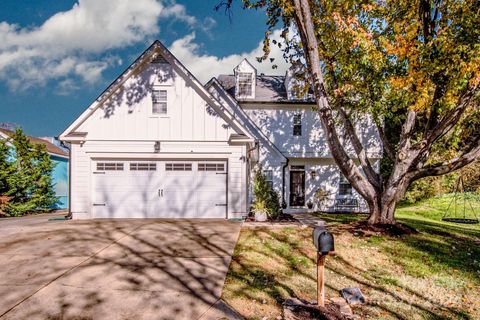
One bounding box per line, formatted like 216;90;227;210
224;0;479;224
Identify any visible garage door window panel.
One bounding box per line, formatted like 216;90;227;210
130;163;156;171
165;163;192;171
198;163;225;172
96;163;124;171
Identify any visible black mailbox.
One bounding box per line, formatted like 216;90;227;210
313;226;334;255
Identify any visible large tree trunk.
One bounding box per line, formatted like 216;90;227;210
368;193;398;225
291;0;480;226
368;174;413;224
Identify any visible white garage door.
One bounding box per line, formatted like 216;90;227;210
92;160;227;219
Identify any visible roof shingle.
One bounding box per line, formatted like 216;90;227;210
0;128;68;157
217;74;314;103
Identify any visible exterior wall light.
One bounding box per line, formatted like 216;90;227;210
154;141;161;153
310;170;316;179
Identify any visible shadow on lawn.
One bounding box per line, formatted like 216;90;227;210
0;218;240;320
225;217;478;319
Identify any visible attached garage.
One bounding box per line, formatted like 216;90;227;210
60;41;252;219
92;160;227;219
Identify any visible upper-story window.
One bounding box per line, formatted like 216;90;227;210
293;114;302;136
339;175;353;196
152;89;167;115
237;72;253;97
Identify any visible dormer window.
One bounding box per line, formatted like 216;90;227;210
234;59;257;99
237;72;253;97
293;114;302;136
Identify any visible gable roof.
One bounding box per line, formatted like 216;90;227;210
205;78;286;161
0;128;69;158
234;58;257;73
218;74;315;104
60;40;253;141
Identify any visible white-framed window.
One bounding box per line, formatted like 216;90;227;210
130;163;156;171
293;114;302;136
237;72;253;97
198;163;225;172
264;170;273;188
152;89;168;115
339;174;353;196
96;163;124;171
165;163;192;171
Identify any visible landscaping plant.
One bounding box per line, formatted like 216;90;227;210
1;129;57;216
252;167;281;219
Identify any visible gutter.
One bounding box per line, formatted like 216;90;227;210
58;138;72;220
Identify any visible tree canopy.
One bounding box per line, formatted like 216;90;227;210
220;0;480;224
0;129;57;216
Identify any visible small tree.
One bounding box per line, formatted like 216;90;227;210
4;129;57;216
252;167;281;219
0;139;12;194
0;139;13;213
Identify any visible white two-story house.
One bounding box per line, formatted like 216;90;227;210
209;59;382;213
60;40;381;219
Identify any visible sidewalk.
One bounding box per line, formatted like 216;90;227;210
291;213;326;227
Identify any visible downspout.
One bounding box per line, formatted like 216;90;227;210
282;159;289;209
247;140;259;209
58;139;72;220
247;140;259;159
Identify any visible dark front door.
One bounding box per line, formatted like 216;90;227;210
290;171;305;207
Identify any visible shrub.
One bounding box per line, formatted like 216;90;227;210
313;188;329;209
1;129;58;216
252;167;281;219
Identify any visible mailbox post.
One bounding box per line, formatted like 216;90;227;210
312;226;334;307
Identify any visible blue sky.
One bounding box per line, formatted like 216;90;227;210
0;0;287;137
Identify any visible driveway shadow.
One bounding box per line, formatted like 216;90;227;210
0;217;241;320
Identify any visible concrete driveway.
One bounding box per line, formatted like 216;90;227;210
0;213;242;320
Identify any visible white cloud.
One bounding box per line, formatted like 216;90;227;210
0;0;290;93
169;29;290;83
159;3;197;26
0;0;198;91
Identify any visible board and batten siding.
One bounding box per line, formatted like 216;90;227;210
76;63;235;142
68;61;249;219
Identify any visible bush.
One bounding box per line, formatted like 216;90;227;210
252;167;281;219
1;129;57;216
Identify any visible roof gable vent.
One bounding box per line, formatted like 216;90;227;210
151;54;168;64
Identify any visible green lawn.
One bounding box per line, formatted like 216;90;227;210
222;194;480;319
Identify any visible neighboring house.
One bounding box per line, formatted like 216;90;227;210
60;40;381;220
0;129;69;209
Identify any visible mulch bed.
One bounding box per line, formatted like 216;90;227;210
244;213;297;223
334;219;417;237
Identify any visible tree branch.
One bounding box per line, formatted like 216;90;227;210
396;109;417;161
336;108;381;188
413;143;480;180
324;58;381;188
292;0;377;201
375;120;395;160
423;84;478;147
